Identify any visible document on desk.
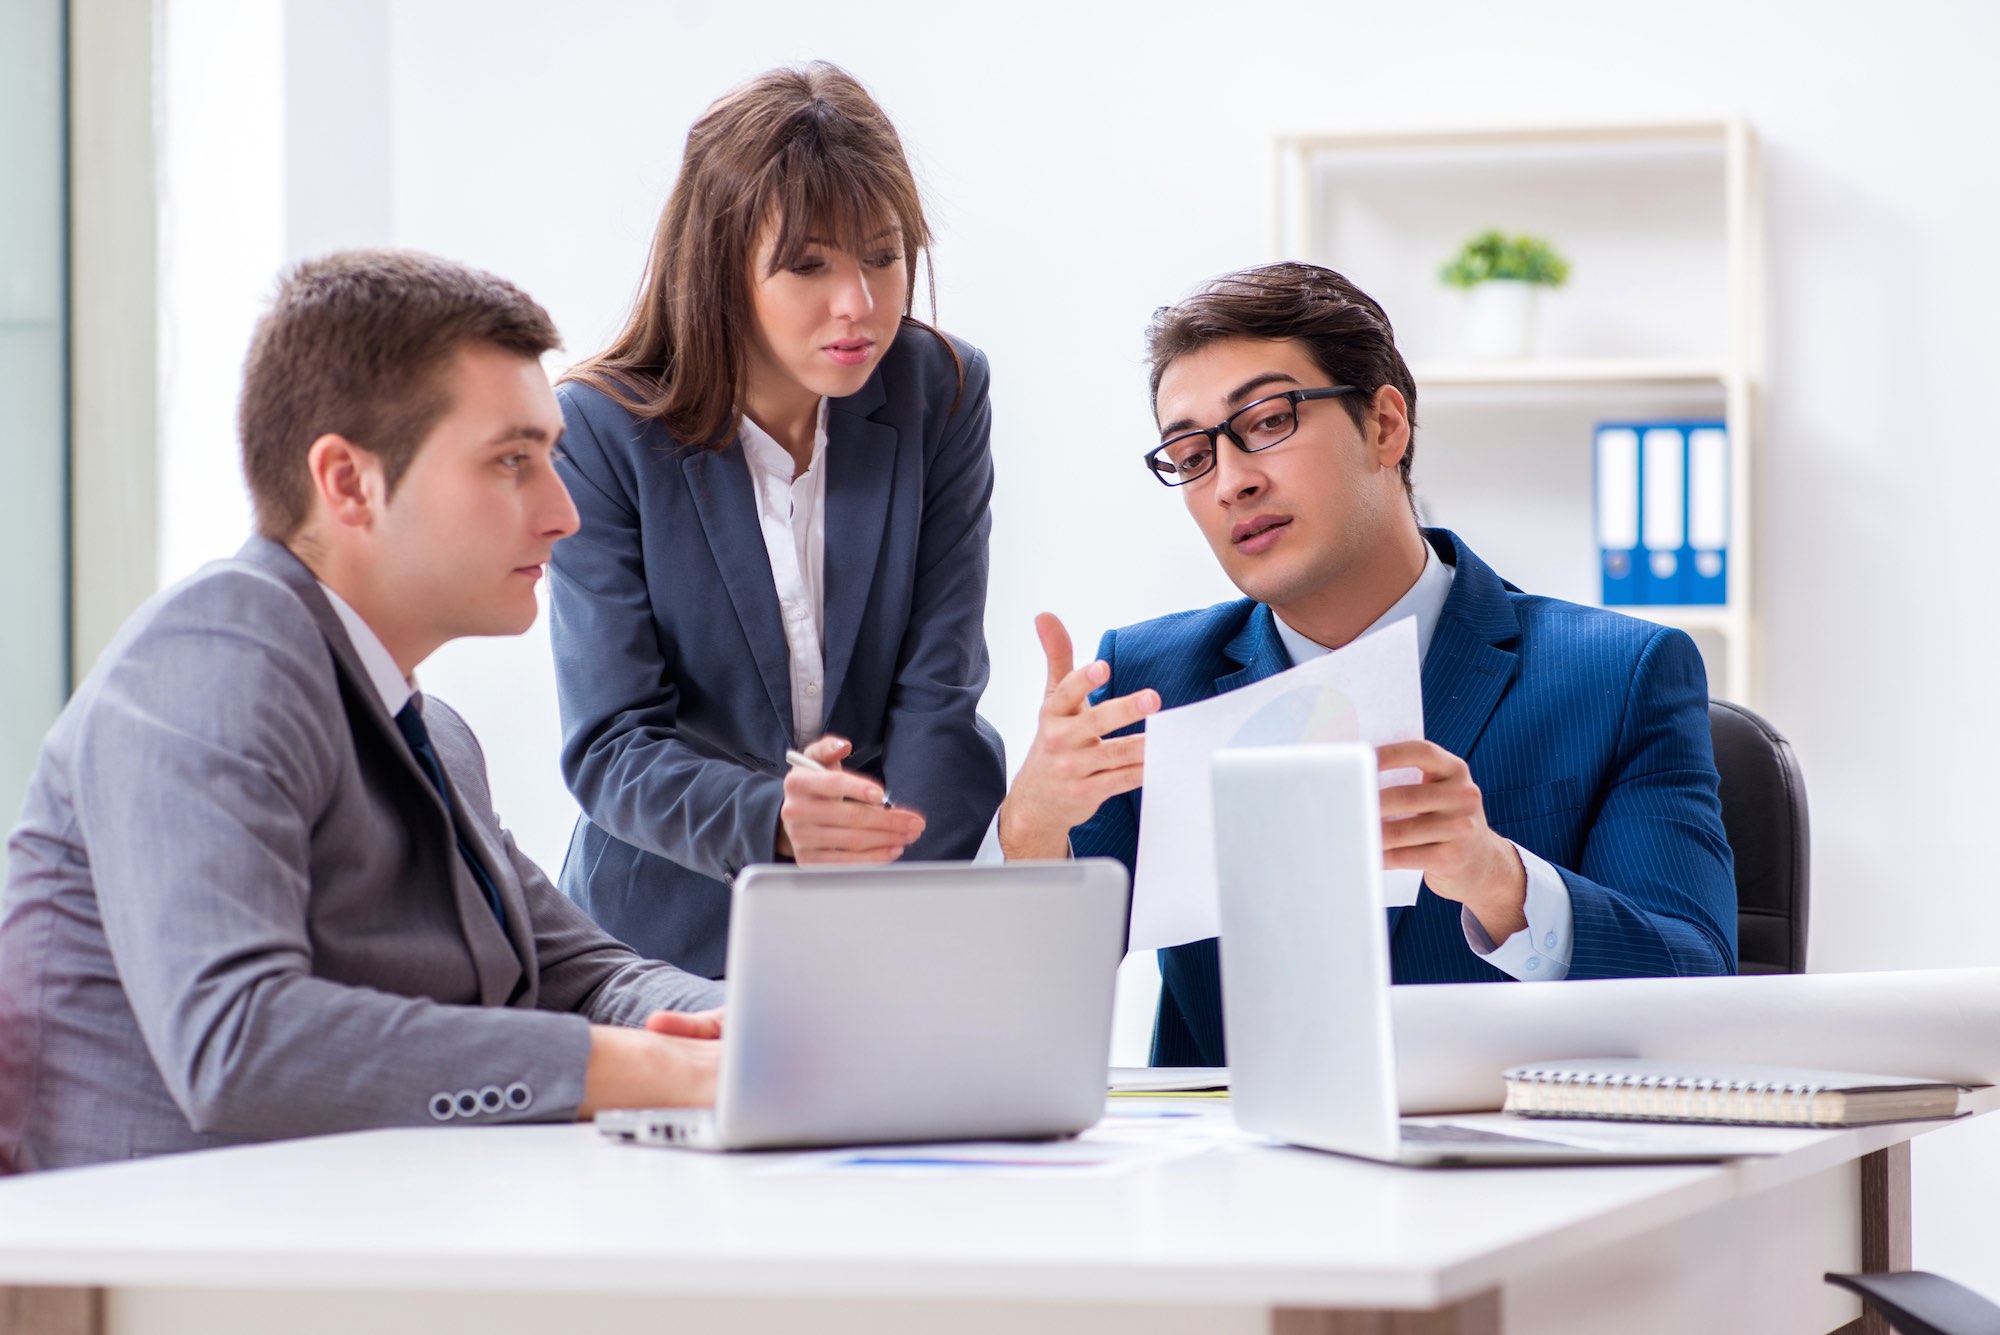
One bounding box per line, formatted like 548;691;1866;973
1414;1112;1830;1159
761;1132;1217;1178
1130;617;1424;952
759;1101;1254;1178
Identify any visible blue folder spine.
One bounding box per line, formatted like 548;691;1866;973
1596;420;1729;608
1684;424;1729;605
1640;426;1688;604
1594;425;1642;605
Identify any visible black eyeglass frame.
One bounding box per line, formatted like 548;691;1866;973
1143;385;1362;487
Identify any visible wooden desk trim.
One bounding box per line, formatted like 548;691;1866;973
1274;1290;1501;1335
1840;1144;1913;1335
0;1286;98;1335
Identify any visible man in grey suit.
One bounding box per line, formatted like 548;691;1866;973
0;250;724;1174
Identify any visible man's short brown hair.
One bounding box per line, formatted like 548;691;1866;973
1145;262;1420;498
239;249;560;540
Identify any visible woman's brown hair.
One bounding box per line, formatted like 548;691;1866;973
562;62;950;448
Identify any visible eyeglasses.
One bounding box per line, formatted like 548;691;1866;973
1143;386;1361;487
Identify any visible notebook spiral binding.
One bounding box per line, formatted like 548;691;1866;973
1503;1068;1832;1125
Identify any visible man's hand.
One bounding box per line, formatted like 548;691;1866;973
644;1007;724;1040
775;734;925;864
1375;740;1528;943
577;1022;719;1117
997;613;1158;861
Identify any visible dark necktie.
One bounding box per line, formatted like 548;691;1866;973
394;698;508;930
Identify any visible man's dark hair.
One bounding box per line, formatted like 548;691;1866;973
1145;262;1420;499
239;248;561;540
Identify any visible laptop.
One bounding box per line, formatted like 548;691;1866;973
597;859;1129;1152
1211;744;1735;1166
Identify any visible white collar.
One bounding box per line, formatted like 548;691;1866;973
1273;537;1457;667
738;398;829;478
316;581;416;717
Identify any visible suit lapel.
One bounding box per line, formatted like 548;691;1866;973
820;378;895;720
236;538;527;1005
441;785;530;1006
238;538;432;794
1418;531;1523;761
1215;603;1291;694
680;441;794;735
1385;532;1518;951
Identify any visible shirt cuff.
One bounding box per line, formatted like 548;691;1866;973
975;814;1073;863
975;813;1005;864
1460;843;1573;981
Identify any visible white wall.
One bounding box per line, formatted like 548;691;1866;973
156;0;2000;1293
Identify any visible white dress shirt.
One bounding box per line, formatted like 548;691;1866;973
318;581;414;717
1271;542;1575;980
738;402;830;747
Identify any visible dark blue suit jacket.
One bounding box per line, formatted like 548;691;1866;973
1071;530;1737;1066
549;326;1006;975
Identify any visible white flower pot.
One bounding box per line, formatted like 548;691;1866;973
1463;279;1539;360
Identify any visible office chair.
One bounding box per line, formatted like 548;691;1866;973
1826;1271;2000;1335
1709;700;1810;974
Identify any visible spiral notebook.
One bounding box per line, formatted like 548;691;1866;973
1503;1060;1963;1127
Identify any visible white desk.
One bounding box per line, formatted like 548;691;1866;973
2;1093;1989;1335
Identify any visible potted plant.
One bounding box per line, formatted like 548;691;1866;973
1438;230;1571;359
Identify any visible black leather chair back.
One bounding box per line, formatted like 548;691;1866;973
1825;1270;2000;1335
1710;700;1810;974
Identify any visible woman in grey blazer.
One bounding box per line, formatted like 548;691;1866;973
549;63;1006;975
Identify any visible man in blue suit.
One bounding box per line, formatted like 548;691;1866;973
997;262;1735;1066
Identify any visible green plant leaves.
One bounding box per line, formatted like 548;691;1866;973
1438;229;1571;289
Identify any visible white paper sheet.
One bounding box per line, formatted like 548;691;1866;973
756;1108;1244;1177
1410;1112;1827;1158
756;1140;1202;1178
1130;617;1426;952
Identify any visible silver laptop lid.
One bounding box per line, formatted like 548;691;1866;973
715;859;1130;1151
1213;744;1402;1160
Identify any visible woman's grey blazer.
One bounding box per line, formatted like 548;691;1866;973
549;326;1007;976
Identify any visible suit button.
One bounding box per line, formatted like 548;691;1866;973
478;1085;506;1115
429;1092;456;1122
505;1082;533;1111
454;1089;481;1118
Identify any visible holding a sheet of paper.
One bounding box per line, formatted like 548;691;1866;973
1132;616;1428;949
993;262;1738;1069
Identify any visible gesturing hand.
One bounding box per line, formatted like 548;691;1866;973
997;613;1159;861
775;734;925;865
1375;739;1528;943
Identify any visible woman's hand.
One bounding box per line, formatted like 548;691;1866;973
775;734;926;864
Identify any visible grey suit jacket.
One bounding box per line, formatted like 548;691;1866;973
0;538;723;1174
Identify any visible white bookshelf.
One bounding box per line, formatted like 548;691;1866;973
1272;119;1764;704
1410;358;1728;389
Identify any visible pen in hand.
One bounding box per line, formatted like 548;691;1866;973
785;748;895;809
